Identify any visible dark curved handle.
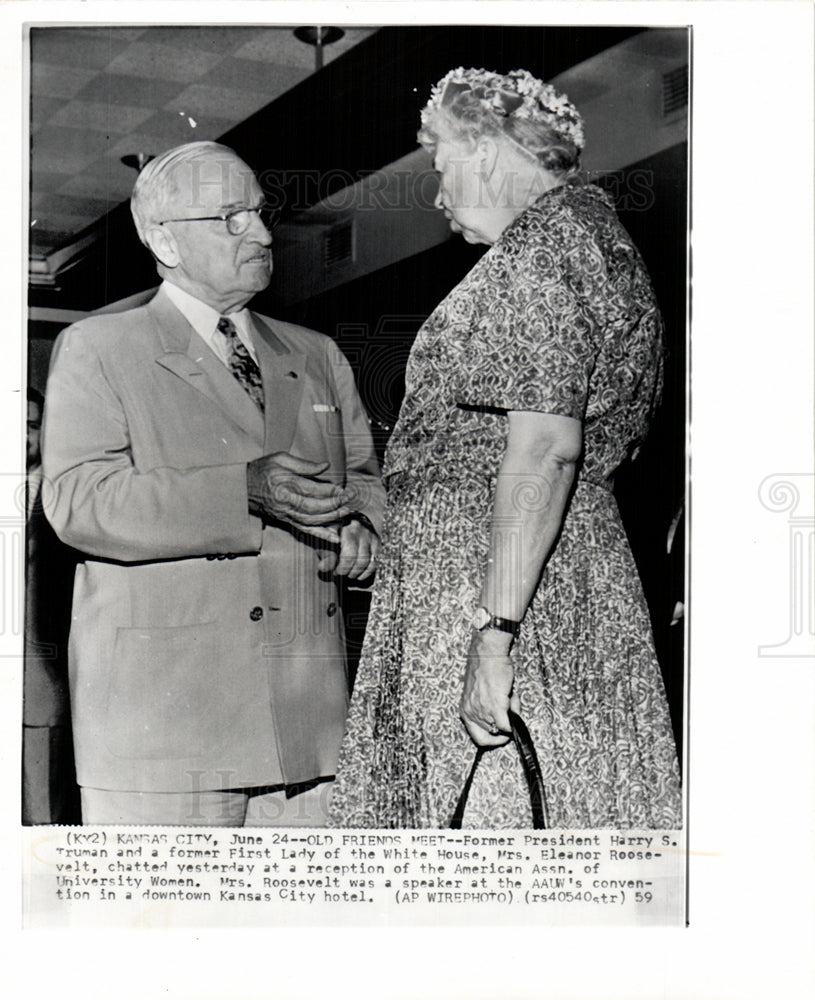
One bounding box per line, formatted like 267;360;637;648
450;711;549;829
508;711;549;829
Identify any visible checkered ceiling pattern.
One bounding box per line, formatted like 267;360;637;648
30;25;376;255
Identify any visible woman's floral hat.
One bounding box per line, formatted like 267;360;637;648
424;67;585;151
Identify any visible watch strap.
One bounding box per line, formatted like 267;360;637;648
474;606;521;637
486;614;521;638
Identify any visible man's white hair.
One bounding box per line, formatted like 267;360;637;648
130;141;241;245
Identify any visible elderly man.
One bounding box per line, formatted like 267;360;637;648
41;141;383;826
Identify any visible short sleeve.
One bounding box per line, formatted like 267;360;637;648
455;212;600;419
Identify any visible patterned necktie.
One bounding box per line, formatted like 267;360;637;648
217;316;264;413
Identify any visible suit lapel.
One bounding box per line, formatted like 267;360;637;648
149;287;265;442
249;314;306;454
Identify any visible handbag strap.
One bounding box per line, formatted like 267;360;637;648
450;710;549;829
450;747;486;829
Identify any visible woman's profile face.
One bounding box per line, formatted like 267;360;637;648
432;137;492;245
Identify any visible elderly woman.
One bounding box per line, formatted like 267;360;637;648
330;68;682;829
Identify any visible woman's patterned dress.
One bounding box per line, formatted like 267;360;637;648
330;182;682;829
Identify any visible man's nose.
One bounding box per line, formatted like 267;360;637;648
434;187;444;211
248;211;273;244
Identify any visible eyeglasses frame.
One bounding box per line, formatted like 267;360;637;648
157;205;280;236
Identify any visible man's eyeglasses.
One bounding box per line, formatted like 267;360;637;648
158;205;281;236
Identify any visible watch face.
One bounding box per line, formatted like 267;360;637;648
473;606;491;630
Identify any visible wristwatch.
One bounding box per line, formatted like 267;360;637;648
472;606;521;638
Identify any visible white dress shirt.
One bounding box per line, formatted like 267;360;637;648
162;280;260;366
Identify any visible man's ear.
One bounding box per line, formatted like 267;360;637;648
475;135;500;179
143;224;180;269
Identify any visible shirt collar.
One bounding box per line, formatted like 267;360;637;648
161;280;255;360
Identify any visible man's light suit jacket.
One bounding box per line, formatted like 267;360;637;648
42;284;384;793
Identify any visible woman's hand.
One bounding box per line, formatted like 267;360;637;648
460;630;520;748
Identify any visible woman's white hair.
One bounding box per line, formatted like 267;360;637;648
418;69;583;176
130;141;238;244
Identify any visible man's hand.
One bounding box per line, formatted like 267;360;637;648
247;452;351;544
314;519;380;578
460;630;520;748
335;518;379;579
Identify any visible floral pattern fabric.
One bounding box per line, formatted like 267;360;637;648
330;182;682;829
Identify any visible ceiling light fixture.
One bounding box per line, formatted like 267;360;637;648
293;26;344;72
121;153;155;173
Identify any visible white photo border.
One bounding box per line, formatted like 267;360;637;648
3;2;813;999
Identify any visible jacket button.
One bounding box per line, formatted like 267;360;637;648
250;606;264;622
326;602;337;617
